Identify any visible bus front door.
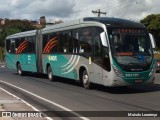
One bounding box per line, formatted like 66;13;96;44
93;38;103;84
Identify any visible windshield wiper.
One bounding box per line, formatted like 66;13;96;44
133;55;150;64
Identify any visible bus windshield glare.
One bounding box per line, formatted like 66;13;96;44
108;28;153;72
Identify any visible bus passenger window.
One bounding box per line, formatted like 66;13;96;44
20;37;28;53
27;36;35;53
72;30;79;53
43;34;49;53
48;33;58;53
79;28;92;54
68;32;74;53
6;39;11;53
15;38;24;54
10;39;16;54
59;32;68;53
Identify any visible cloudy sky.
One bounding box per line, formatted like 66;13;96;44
0;0;159;22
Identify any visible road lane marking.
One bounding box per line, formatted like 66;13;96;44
1;87;53;120
0;80;90;120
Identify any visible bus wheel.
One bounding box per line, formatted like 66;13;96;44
82;70;91;89
47;66;53;81
17;64;23;76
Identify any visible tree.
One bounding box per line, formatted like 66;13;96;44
0;19;35;47
5;19;35;32
140;14;160;48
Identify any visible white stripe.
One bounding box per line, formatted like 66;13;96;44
62;55;77;71
62;56;80;74
0;87;53;120
0;80;90;120
61;55;74;67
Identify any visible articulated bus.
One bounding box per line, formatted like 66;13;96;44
5;17;156;88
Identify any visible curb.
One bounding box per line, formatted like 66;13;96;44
0;88;49;120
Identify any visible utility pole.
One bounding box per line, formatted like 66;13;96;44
92;9;106;17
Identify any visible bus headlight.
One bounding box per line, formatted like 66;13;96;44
113;65;124;77
149;68;154;77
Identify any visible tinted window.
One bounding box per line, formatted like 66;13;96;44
72;30;79;53
43;34;49;53
93;27;103;57
48;33;58;53
79;27;92;54
10;39;16;54
6;39;11;53
27;36;35;53
15;38;23;54
59;32;68;53
14;36;35;54
19;37;28;53
68;31;74;53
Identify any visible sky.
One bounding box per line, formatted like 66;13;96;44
0;0;159;22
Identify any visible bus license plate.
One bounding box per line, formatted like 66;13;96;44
135;80;142;83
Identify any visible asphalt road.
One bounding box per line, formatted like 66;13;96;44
0;62;160;120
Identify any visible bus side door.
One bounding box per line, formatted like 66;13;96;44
93;36;103;84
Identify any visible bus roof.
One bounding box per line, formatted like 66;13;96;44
42;17;145;33
6;30;36;39
6;17;145;39
83;17;145;28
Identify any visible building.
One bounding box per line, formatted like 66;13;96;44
0;19;5;25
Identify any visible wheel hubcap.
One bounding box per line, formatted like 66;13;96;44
18;67;21;74
19;70;21;74
83;75;88;84
48;71;52;79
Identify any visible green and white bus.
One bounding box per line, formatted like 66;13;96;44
5;17;156;88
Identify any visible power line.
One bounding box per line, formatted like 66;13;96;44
92;9;107;17
75;0;127;15
100;0;129;12
108;0;143;12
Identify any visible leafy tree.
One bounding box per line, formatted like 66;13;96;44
140;14;160;48
0;19;35;47
5;20;35;32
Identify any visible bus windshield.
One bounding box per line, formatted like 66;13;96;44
108;28;153;72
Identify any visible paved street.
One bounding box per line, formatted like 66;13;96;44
0;63;160;120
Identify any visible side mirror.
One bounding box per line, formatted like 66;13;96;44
149;33;156;48
100;32;108;47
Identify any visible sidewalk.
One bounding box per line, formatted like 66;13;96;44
0;88;49;120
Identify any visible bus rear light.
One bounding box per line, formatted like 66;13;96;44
113;65;124;77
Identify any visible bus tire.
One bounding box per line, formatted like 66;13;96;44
17;63;23;76
47;66;53;81
82;70;92;89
